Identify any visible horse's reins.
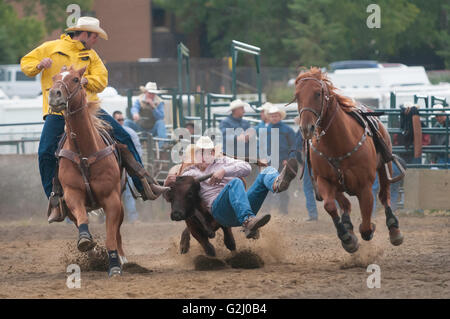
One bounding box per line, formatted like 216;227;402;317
54;77;115;208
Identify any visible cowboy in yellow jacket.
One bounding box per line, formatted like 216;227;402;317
21;33;107;118
21;17;157;223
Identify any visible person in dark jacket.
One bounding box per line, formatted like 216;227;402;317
265;104;297;215
219;99;254;158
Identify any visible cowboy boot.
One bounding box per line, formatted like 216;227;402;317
47;177;66;223
242;213;271;239
116;143;168;200
273;158;298;193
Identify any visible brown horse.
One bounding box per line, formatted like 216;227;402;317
48;66;125;276
294;67;404;253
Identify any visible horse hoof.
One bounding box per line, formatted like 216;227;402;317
389;227;404;246
77;237;96;252
108;266;122;277
360;223;376;241
341;233;359;254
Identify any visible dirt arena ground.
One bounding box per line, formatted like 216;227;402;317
0;207;449;299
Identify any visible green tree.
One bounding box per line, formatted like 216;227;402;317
284;0;420;68
158;0;448;69
0;0;93;64
156;0;291;66
0;0;45;64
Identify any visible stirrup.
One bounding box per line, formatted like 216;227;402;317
47;193;67;223
385;154;406;184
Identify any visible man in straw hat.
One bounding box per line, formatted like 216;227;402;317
265;104;297;215
170;136;298;239
255;102;272;132
431;104;450;165
21;17;160;223
125;81;168;147
219;99;254;158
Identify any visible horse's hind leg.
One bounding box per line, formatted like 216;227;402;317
64;188;96;252
317;177;358;253
102;192;123;276
378;164;404;246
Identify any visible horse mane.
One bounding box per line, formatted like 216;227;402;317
295;67;356;112
87;100;112;132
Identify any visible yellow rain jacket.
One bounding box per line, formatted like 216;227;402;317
20;34;108;119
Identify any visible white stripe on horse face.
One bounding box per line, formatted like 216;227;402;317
61;71;70;80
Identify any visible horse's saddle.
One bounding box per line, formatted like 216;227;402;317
55;129;122;210
347;104;393;164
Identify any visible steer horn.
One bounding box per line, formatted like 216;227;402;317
194;173;213;183
150;183;171;195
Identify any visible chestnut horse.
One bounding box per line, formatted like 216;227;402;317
48;66;125;276
294;68;404;253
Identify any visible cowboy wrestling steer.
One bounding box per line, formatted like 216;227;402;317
165;173;236;257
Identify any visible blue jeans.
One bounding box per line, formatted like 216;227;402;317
303;161;318;219
38;110;144;198
123;175;139;222
211;167;279;227
372;163;401;216
124;119;167;147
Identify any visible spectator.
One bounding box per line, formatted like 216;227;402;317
125;81;168;148
294;116;319;221
113;111;142;223
266;104;297;215
255;102;271;133
431;104;450;165
219;99;254;158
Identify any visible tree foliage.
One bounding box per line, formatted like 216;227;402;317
158;0;449;69
0;0;93;64
0;0;45;64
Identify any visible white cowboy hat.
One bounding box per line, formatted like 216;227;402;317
432;104;449;118
66;17;108;40
228;99;250;113
257;102;273;113
195;136;215;150
267;104;287;120
140;82;164;94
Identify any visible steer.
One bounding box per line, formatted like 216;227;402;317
164;173;236;257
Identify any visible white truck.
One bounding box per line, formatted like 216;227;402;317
327;65;450;109
0;64;41;98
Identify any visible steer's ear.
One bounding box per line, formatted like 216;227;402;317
194;173;213;183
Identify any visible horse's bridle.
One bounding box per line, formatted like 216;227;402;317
296;77;336;141
53;79;84;116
